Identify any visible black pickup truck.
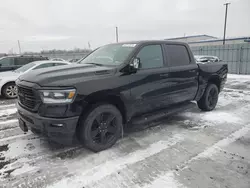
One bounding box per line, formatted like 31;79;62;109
16;40;228;152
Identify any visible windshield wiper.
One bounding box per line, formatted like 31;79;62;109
84;63;103;66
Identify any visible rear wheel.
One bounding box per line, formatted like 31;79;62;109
2;83;18;99
197;83;219;111
78;104;123;152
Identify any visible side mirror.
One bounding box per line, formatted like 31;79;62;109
120;57;140;74
130;58;140;69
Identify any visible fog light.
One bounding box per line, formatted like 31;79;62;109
50;123;64;127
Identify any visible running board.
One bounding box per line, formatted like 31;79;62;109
130;101;196;125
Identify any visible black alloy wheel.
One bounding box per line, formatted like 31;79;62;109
78;104;123;152
91;112;117;145
198;83;219;111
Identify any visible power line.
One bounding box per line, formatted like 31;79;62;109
223;3;231;45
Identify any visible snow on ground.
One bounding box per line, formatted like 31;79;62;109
0;74;250;188
228;74;250;79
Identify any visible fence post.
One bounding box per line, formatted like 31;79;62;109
240;46;244;74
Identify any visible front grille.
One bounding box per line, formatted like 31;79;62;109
17;86;37;109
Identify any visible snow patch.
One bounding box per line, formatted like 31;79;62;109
228;74;250;80
0;108;17;116
182;111;242;125
143;172;185;188
3;138;45;159
11;163;37;176
47;134;184;188
202;111;242;124
0;104;16;110
0;119;18;125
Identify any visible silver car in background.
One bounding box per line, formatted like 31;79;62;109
195;55;222;63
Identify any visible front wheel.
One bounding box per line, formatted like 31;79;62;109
197;83;219;111
78;104;123;152
2;83;18;99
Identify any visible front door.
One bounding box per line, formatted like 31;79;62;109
130;44;170;116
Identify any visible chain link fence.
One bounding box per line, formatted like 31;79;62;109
191;43;250;74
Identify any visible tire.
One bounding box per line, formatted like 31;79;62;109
197;83;219;111
78;104;123;152
2;83;18;99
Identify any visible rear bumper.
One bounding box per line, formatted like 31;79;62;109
17;102;79;145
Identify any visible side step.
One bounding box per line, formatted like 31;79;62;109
130;101;196;125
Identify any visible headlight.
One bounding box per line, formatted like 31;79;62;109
39;89;76;104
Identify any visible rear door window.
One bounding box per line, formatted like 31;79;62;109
0;57;14;66
165;45;190;67
15;57;29;65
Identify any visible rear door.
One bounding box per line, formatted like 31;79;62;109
164;44;199;104
130;43;170;115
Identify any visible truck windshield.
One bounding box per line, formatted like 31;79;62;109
78;43;136;66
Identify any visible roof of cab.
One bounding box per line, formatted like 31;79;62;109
112;40;189;46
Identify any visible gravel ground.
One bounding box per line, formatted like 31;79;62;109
0;74;250;188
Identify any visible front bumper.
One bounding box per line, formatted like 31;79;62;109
17;102;79;145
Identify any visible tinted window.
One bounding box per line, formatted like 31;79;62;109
33;63;54;70
165;45;190;67
15;57;29;65
0;57;14;66
136;45;164;69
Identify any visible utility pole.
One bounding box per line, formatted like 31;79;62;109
115;26;119;43
223;3;230;45
17;40;22;54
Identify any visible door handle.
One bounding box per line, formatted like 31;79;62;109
160;73;169;77
189;70;196;73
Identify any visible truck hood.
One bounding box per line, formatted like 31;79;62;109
19;63;115;87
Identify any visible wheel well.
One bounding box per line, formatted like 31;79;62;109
1;81;15;94
208;76;221;91
81;94;127;124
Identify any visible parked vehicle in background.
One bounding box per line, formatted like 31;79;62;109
0;61;70;99
50;58;66;61
69;58;80;63
195;55;222;63
0;55;48;72
17;40;228;152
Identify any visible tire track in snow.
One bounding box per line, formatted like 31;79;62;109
47;134;185;188
140;124;250;188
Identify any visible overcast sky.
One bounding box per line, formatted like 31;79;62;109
0;0;249;53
